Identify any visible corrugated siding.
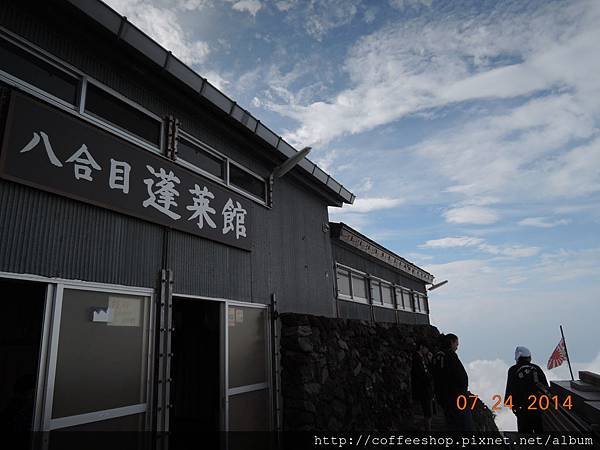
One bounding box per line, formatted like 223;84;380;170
0;180;163;287
396;310;430;325
373;306;397;324
0;1;339;315
0;0;272;178
249;201;272;302
168;229;252;301
332;243;427;293
336;300;371;321
267;180;336;316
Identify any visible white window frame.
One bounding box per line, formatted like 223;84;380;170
0;27;271;209
173;293;273;431
0;27;164;156
178;130;269;207
379;280;395;309
0;29;80;111
176;131;227;183
368;275;397;309
413;292;429;315
397;288;413;312
335;263;369;304
228;159;268;205
0;271;155;431
81;79;164;151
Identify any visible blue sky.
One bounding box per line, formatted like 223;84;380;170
105;0;600;429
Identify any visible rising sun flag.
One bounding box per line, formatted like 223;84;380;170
547;325;575;380
547;338;566;370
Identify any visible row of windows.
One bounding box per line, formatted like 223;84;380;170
177;135;267;200
0;34;268;204
336;265;429;314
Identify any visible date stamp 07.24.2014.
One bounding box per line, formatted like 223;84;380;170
455;394;573;411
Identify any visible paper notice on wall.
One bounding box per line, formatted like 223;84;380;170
235;309;244;323
107;296;141;327
228;308;236;327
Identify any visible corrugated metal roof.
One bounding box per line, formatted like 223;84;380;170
65;0;355;206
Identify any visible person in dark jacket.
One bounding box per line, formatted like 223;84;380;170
505;346;549;433
432;334;449;415
411;340;434;431
443;333;474;432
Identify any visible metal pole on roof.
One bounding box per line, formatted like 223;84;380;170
560;325;575;381
271;147;311;179
428;280;448;291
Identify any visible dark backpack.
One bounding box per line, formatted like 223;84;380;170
512;364;542;407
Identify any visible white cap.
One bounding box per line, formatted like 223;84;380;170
515;346;531;361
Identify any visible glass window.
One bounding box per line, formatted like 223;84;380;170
415;294;422;312
371;280;382;304
84;83;161;146
228;307;267;388
336;269;351;296
0;38;79;104
52;289;149;418
177;138;225;179
422;296;429;313
229;163;266;200
227;305;271;431
402;291;412;311
381;284;393;306
351;274;367;300
395;289;402;309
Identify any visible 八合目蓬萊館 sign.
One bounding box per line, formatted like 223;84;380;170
0;91;252;250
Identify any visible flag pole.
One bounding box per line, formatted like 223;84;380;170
560;325;575;381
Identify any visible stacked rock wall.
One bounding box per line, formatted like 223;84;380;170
279;313;498;432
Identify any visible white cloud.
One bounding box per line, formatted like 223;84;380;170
405;252;434;263
467;353;600;431
329;197;403;214
518;217;571;228
268;0;600;146
104;0;210;65
478;243;540;258
275;0;296;12
276;0;361;40
305;0;359;40
466;358;516;431
229;0;262;16
425;245;600;380
355;177;374;194
175;0;212;10
421;236;539;258
422;236;484;248
533;247;600;283
443;206;499;225
543;138;600;198
363;9;376;24
203;71;230;92
312;149;339;173
388;0;433;10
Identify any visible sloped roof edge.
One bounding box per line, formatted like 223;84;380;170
65;0;355;206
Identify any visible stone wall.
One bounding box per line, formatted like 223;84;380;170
279;313;498;432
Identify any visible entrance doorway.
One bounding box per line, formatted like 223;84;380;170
170;298;222;431
0;278;46;431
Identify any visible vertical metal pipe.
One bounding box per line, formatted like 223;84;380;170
560;325;575;381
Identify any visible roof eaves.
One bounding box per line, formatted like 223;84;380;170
65;0;354;205
330;222;435;283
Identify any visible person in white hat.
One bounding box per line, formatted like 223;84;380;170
504;346;549;432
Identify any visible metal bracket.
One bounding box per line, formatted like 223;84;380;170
165;116;180;161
